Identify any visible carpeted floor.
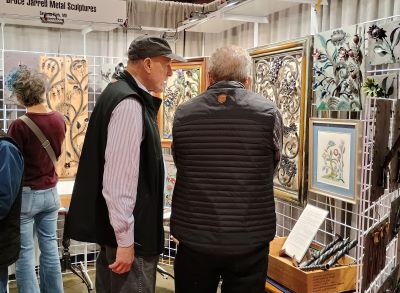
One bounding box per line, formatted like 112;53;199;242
8;265;176;293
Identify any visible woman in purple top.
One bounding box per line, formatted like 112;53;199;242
7;65;65;293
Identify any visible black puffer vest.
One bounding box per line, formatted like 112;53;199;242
171;81;278;255
64;71;165;256
0;131;23;266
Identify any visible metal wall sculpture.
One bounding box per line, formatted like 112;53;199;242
99;62;125;91
313;25;365;111
249;37;312;204
363;73;398;100
160;59;207;148
40;56;89;178
367;20;400;66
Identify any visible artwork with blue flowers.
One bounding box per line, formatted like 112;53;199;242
367;21;400;65
313;25;365;111
161;60;206;146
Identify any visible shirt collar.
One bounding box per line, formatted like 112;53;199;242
133;76;150;94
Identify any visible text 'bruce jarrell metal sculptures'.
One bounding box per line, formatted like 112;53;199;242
313;25;365;111
249;37;312;204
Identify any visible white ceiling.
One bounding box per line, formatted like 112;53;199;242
183;0;328;33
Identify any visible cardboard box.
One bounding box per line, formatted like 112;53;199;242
267;237;357;293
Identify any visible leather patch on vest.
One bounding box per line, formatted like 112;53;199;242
217;94;227;104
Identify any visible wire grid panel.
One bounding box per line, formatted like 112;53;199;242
356;96;400;293
276;98;399;292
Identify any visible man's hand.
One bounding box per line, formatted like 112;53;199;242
109;245;135;274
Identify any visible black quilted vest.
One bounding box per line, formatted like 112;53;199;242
171;81;277;255
64;71;165;256
0;131;23;266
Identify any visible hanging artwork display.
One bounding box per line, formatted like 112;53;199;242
370;100;391;202
249;37;312;204
390;197;400;240
3;51;40;104
163;154;176;208
309;119;362;204
367;21;400;65
160;59;207;148
40;56;89;178
313;25;365;111
99;62;125;91
362;73;398;100
362;220;390;291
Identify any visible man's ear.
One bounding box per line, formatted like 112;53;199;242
208;73;215;85
243;76;252;89
143;58;152;73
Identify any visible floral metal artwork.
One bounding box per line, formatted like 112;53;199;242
40;56;89;178
249;38;312;204
163;154;176;207
100;62;125;91
161;60;206;147
313;25;365;111
362;74;398;99
367;21;400;65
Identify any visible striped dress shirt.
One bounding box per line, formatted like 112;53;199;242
102;77;146;247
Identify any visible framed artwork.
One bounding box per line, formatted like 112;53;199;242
159;59;207;148
367;21;400;65
248;37;312;204
309;119;362;204
163;154;176;208
40;56;89;178
313;24;365;111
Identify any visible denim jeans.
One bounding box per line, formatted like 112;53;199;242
0;267;7;293
15;187;63;293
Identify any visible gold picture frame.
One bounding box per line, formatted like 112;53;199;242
248;37;312;204
159;58;207;148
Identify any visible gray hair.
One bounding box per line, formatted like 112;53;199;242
208;46;251;83
11;66;47;107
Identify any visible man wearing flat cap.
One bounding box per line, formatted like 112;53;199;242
65;36;185;293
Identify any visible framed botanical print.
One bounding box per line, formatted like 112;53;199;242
248;37;312;204
159;58;207;148
309;119;362;204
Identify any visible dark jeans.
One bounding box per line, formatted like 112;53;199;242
96;246;158;293
174;244;269;293
0;267;7;293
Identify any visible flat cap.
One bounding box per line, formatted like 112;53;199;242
128;36;186;62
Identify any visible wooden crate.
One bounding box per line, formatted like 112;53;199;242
267;237;357;293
